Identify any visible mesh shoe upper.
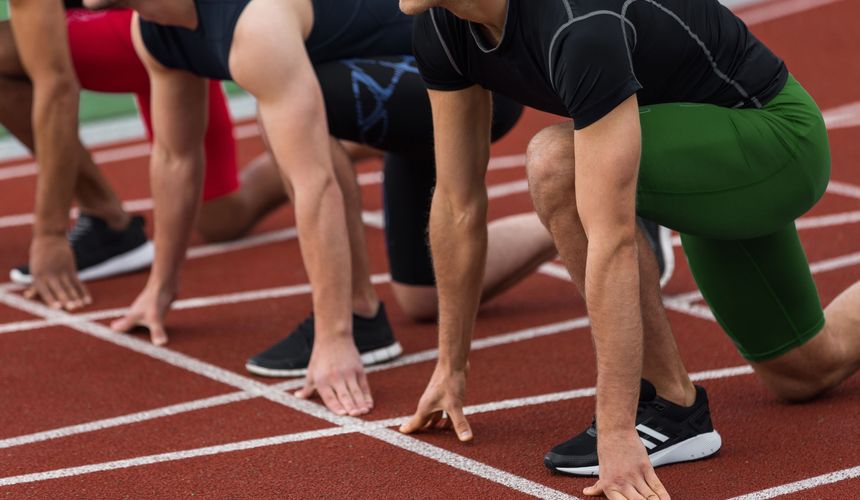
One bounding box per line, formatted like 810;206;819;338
545;379;715;470
247;303;397;371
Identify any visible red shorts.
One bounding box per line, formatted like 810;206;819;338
66;9;240;201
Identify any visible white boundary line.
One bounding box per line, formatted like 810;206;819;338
0;154;527;230
728;465;860;499
0;314;591;450
0;289;576;499
0;364;755;487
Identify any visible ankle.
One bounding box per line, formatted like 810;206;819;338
80;207;130;231
654;378;697;407
352;293;380;319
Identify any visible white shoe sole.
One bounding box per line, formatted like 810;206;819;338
9;241;155;285
555;430;722;476
658;225;675;289
245;342;404;378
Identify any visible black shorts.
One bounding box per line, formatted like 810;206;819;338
316;56;523;286
307;0;413;64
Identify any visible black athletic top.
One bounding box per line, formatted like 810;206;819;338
140;0;411;81
63;0;83;8
414;0;788;129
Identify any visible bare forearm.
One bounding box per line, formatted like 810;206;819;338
293;176;352;338
586;236;642;432
32;80;83;235
148;149;204;290
430;190;488;371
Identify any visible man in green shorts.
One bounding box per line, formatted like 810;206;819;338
397;0;860;498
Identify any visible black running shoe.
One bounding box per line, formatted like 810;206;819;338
638;217;675;288
245;302;402;377
544;379;721;476
9;214;154;285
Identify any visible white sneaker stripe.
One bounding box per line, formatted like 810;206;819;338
636;424;670;442
640;436;657;450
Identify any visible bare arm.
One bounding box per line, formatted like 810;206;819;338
575;96;668;499
10;0;80;236
401;86;493;441
230;0;370;416
111;18;207;345
10;0;91;309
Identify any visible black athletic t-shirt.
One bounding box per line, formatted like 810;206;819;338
140;0;411;81
414;0;788;129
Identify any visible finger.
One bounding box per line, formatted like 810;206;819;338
356;371;374;410
148;320;169;346
67;275;91;306
111;312;142;333
583;480;605;497
319;385;347;416
621;485;646;500
446;406;473;442
346;375;371;414
293;378;315;399
332;378;360;416
59;275;84;310
644;469;670;500
23;287;37;299
399;408;433;435
34;281;60;309
48;277;73;310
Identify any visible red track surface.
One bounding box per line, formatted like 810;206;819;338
1;1;859;498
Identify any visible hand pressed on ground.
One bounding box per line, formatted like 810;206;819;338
27;234;91;311
295;336;374;417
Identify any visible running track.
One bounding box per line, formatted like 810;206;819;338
1;1;858;498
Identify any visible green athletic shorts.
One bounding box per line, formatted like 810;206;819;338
636;75;831;361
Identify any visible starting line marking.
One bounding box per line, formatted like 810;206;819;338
0;289;576;499
0;364;756;488
728;465;860;499
0;315;591;450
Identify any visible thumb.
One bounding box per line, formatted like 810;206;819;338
111;313;140;333
294;379;315;399
447;406;473;442
583;480;603;497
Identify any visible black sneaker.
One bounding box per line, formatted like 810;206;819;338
245;302;403;378
638;217;675;288
9;214;154;285
544;379;721;476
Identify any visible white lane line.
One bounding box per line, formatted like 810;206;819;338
0;155;527;230
728;465;860;500
0;315;591;449
823;101;860;131
0;363;757;488
0;380;305;451
669;207;860;247
739;0;847;26
663;249;860;316
826;181;860;201
0;274;390;336
0;291;576;498
0;427;356;488
361;428;576;500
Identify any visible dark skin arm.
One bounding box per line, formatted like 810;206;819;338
9;0;90;309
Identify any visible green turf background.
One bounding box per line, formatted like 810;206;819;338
0;2;246;139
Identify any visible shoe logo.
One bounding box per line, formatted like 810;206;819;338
636;424;669;451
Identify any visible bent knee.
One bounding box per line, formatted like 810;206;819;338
390;283;438;322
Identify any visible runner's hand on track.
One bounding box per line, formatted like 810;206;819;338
400;364;472;442
25;234;91;311
584;430;670;500
111;283;176;346
295;336;374;416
